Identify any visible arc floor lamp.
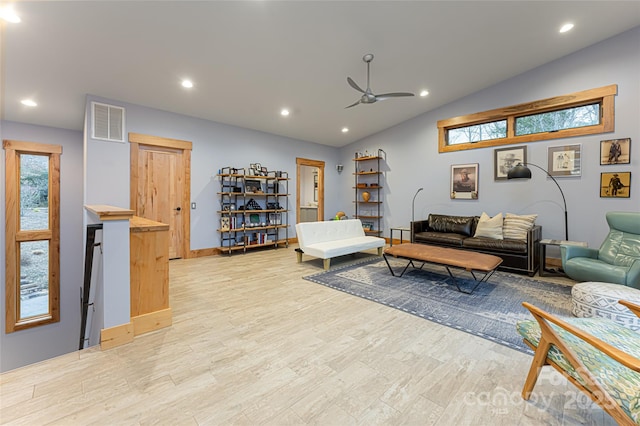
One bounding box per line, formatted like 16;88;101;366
507;162;568;240
411;187;423;243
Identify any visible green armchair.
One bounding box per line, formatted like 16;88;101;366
561;211;640;289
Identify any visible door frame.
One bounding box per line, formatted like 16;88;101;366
129;132;192;259
296;158;324;223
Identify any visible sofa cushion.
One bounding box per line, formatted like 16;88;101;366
503;213;537;241
428;214;476;237
414;231;465;247
463;237;527;253
473;212;503;240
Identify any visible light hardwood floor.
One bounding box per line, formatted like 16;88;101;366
1;245;616;425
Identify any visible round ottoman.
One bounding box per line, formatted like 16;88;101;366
572;281;640;331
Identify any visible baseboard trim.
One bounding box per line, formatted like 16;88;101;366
100;322;134;350
190;248;218;257
132;308;172;336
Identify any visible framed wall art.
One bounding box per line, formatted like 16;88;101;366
494;146;527;180
600;172;631;198
600;138;631;165
451;163;478;199
547;144;581;177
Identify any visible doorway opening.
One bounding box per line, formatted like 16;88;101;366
296;158;324;224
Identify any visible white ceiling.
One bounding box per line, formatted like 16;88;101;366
2;1;639;147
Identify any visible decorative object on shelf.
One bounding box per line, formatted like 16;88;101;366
547;144;581;177
244;179;262;193
494;146;527;180
362;221;373;232
220;217;230;231
450;163;478;199
600;138;631;165
600;171;631;198
508;162;569;240
362;191;371;202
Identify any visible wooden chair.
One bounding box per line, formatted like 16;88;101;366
516;300;640;425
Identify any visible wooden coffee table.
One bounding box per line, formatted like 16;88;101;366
383;243;503;294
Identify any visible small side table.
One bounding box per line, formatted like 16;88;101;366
539;239;588;277
389;227;411;247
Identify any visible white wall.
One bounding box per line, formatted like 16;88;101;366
340;27;640;248
0;122;84;372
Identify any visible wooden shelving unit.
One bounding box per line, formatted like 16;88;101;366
217;167;289;254
353;149;385;236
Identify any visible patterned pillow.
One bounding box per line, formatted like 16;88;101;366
503;213;537;241
473;212;503;240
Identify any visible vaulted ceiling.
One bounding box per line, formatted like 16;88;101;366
2;1;639;147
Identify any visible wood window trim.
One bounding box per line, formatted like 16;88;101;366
4;140;61;333
437;84;617;153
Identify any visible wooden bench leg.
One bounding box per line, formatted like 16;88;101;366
323;259;330;270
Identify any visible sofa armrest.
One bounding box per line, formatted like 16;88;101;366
528;225;542;244
411;220;429;236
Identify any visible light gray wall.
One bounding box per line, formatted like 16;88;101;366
2;26;637;372
0;122;84;372
85;95;342;250
340;27;640;248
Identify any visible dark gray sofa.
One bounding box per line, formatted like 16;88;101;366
411;213;541;276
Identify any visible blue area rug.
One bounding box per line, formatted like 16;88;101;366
303;257;573;354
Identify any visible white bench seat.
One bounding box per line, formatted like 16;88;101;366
295;219;385;270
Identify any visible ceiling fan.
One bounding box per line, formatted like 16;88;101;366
345;53;414;108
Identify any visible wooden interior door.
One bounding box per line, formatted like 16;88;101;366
137;146;183;259
130;132;192;260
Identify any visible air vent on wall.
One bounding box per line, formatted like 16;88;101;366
92;102;125;142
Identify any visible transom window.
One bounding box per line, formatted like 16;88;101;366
438;85;616;153
4;140;61;333
515;103;600;136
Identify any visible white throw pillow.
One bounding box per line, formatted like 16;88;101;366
503;213;538;241
473;212;504;239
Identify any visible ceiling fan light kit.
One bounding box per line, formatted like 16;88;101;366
345;53;414;108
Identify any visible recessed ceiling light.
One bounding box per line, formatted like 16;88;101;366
341;127;349;133
559;23;574;33
21;99;37;107
420;90;429;97
280;108;290;116
181;79;193;88
0;6;21;23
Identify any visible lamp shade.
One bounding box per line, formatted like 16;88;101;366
507;163;532;179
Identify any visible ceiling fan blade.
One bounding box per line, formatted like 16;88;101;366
347;77;366;94
375;92;415;100
345;99;361;109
